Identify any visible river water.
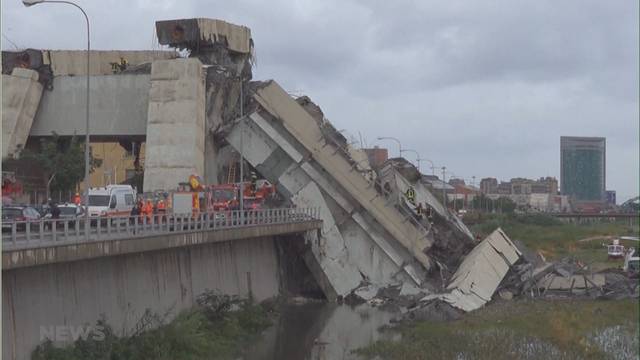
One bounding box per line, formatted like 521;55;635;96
243;302;400;360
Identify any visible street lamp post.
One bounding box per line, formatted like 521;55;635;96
23;0;91;229
441;166;446;207
422;158;436;176
376;137;402;157
400;148;421;170
239;78;244;212
449;172;457;212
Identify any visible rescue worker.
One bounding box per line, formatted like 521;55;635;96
416;203;424;220
49;200;61;219
130;201;141;230
136;199;145;224
73;192;81;205
157;198;166;213
426;206;434;225
143;200;154;223
250;172;258;193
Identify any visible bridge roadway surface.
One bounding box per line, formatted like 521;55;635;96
2;208;322;269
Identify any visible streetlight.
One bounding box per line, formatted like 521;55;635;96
400;148;420;169
449;172;458;212
376;137;402;157
23;0;91;228
422;158;436;176
239;77;245;212
441;166;447;207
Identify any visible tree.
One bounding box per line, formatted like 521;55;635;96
496;196;516;213
20;133;102;199
472;194;495;212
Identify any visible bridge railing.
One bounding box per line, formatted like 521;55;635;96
2;207;320;250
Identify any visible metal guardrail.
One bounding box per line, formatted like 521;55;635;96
2;207;321;250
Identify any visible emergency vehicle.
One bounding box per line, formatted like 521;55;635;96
87;185;137;217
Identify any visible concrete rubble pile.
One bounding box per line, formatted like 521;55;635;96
497;255;640;301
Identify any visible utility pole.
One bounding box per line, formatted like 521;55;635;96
23;0;92;238
239;77;244;212
472;175;476;211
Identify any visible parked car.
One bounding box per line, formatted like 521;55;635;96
44;203;85;229
2;205;41;232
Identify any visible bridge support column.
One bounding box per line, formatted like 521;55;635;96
2;68;43;159
143;58;205;191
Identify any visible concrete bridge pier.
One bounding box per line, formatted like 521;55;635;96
2;68;44;159
143;58;206;191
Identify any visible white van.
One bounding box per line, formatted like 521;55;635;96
87;185;137;217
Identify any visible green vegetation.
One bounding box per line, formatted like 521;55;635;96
18;133;102;197
356;299;639;360
31;291;272;360
356;214;639;359
471;213;638;261
470;195;517;213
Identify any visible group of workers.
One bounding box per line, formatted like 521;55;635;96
130;197;166;222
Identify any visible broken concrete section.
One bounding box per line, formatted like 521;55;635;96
376;159;477;270
499;255;639;300
2;68;44;159
251;81;433;269
143;58;205;191
156;18;253;55
156;18;254;184
222;82;441;298
420;228;521;312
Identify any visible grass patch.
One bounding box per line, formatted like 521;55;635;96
356;299;639;360
31;291;273;360
470;214;638;260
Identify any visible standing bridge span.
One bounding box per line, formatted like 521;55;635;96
2;208;321;360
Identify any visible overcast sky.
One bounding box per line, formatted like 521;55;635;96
3;0;638;202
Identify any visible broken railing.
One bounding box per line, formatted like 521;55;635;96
1;207;320;250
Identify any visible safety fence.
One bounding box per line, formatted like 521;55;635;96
2;207;321;250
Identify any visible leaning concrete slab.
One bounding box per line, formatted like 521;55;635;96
251;81;433;269
421;228;521;312
143;58;206;191
2;68;43;159
225;112;426;298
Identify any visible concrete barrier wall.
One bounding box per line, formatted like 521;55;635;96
3;236;281;360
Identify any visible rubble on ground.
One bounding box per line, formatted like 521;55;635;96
498;255;640;300
345;227;639;325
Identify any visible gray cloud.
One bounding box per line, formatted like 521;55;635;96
3;0;638;201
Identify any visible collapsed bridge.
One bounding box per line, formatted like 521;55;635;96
3;17;487;300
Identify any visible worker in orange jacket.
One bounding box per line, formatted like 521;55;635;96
157;199;166;212
143;200;154;222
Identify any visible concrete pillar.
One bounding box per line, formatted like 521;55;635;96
143;58;205;191
2;68;44;159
